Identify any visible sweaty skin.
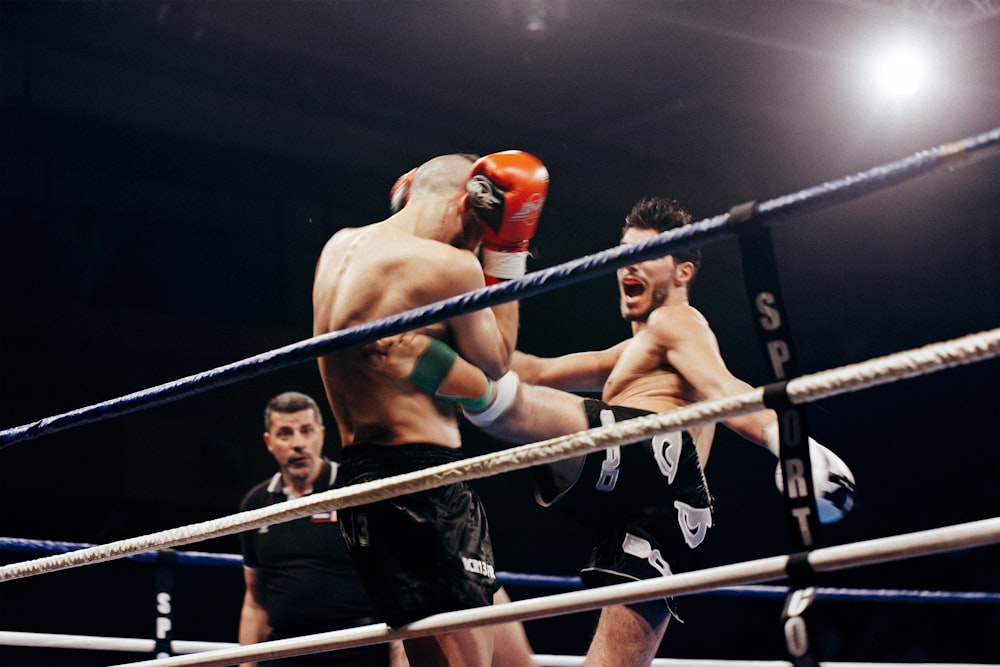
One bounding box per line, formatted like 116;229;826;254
312;156;517;451
311;154;530;667
373;219;853;667
598;308;719;461
374;227;773;466
526;226;770;463
368;224;780;667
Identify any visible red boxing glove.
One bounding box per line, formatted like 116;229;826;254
466;151;548;283
389;167;417;213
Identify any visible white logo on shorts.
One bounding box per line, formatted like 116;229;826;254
461;557;496;580
595;409;621;492
674;501;713;549
651;431;683;484
621;532;674;577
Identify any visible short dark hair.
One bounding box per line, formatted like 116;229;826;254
622;197;701;272
264;392;323;431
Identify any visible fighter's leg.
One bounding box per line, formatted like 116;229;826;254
490;587;537;667
584;604;669;667
403;627;493;667
469;376;589;444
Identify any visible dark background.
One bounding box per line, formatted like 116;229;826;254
1;1;998;665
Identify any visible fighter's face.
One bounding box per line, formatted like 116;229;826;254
617;227;678;322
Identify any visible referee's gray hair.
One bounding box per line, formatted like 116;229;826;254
264;392;323;431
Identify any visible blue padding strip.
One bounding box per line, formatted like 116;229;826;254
2;537;997;603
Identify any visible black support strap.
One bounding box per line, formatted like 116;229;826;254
780;583;821;667
762;380;792;412
733;203;825;667
780;552;820;667
726;199;760;227
784;550;817;584
733;203;821;550
152;549;177;658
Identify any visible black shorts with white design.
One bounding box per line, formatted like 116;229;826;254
535;400;714;605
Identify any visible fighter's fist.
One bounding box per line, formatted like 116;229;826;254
466;150;548;283
766;423;856;524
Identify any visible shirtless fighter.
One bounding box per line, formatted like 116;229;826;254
372;197;856;666
313;151;548;666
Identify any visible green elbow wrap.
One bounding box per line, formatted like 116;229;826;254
405;338;494;411
406;337;459;396
454;377;494;412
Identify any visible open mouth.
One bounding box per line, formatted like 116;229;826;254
621;277;645;298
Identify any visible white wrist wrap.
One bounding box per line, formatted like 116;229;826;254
464;371;519;426
482;248;528;280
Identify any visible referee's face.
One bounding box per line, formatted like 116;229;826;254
264;409;325;485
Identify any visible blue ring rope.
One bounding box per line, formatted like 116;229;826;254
1;127;998;449
1;537;996;603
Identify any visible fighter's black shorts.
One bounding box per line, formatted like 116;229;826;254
535;400;714;622
335;443;499;628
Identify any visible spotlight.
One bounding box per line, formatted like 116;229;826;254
872;46;929;98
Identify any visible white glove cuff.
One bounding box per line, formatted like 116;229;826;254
464;371;519;426
762;421;780;457
482;248;528;280
768;423;855;524
765;421;824;462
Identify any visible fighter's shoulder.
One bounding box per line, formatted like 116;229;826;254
316;226;366;263
647;303;708;327
646;304;714;342
317;226;481;291
410;241;484;280
326;225;366;243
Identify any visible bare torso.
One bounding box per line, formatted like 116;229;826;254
602;305;719;462
313;225;474;449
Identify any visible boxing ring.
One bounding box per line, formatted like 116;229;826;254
1;127;998;666
1;534;999;665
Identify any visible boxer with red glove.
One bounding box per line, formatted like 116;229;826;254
465;151;549;284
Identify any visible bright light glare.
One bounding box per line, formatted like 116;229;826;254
873;47;928;98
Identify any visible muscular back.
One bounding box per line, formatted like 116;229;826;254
313;224;484;449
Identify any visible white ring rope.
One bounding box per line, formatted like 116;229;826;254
108;517;1000;667
1;328;997;583
0;631;230;655
1;633;991;667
